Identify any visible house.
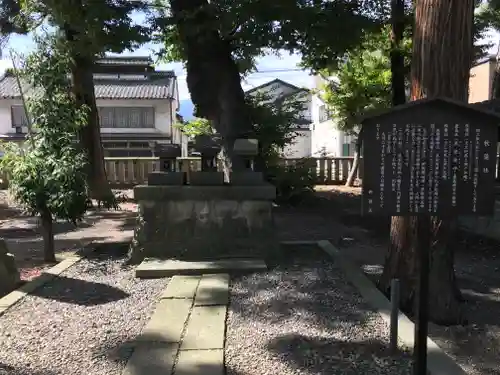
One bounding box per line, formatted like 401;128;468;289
245;78;313;158
469;55;497;103
0;55;188;157
310;74;356;157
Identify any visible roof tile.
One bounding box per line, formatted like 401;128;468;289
0;71;176;100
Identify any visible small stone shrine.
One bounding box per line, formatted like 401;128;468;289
128;138;277;264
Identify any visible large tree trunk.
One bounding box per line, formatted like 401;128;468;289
379;0;474;325
71;60;112;202
63;25;113;202
169;0;253;179
345;137;361;187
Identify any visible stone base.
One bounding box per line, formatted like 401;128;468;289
135;258;267;278
0;240;20;296
128;184;277;264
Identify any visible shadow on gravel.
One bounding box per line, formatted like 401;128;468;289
85;241;131;261
266;333;412;374
30;275;129;306
0;362;59;375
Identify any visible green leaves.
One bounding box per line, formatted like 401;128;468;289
0;34;89;223
321;26;403;136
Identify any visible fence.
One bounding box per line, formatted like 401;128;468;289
0;156;362;188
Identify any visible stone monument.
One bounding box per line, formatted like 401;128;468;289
128;138;277;264
0;239;20;296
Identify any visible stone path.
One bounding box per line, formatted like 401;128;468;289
122;274;229;375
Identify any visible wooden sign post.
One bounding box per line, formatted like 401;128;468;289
361;97;500;375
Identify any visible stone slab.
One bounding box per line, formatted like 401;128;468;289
136;299;192;343
133;185;276;201
122;343;177;375
136;258;267;278
161;276;200;299
181;305;226;350
189;172;225;186
148;172;184;186
317;240;468;375
175;349;224;375
194;274;229;306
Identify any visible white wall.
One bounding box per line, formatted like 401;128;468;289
310;93;344;156
97;98;172;135
282;129;312;158
0;99;21;135
0;98;174;136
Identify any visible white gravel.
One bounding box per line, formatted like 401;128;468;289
226;258;413;375
0;249;169;375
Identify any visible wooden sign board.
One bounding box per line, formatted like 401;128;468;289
361;98;500;216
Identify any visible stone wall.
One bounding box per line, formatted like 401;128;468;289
129;185;277;263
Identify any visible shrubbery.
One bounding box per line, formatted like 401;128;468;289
266;158;316;205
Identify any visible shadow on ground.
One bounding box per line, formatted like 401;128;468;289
314;186;500;375
266;333;412;375
0;362;60;375
29;274;129;305
0;220;93;239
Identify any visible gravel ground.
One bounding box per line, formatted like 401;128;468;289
0;249;168;375
226;256;413;375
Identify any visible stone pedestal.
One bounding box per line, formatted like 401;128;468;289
0;239;20;296
128;184;277;264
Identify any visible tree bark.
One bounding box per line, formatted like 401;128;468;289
41;211;56;263
345;137;361;187
380;0;474;325
63;25;113;202
169;0;253;179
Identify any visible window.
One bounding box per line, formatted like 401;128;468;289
97;107;155;128
11;106;29;127
318;105;329;123
342;143;350;157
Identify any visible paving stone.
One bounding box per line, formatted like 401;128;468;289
122;343;177;375
161;276;200;299
194;274;229;306
175;349;224;375
181;305;226;350
136;258;267;278
137;299;192;343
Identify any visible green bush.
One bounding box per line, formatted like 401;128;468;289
266;158;316;205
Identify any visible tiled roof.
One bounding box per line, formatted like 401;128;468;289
96;56;153;66
0;71;177;100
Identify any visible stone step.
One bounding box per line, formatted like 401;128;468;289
135;258;267;278
122;343;178;375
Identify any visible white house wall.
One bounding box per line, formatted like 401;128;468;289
0;99;22;135
0;98;174;136
282;130;312;158
311;119;344;157
97;99;172;135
